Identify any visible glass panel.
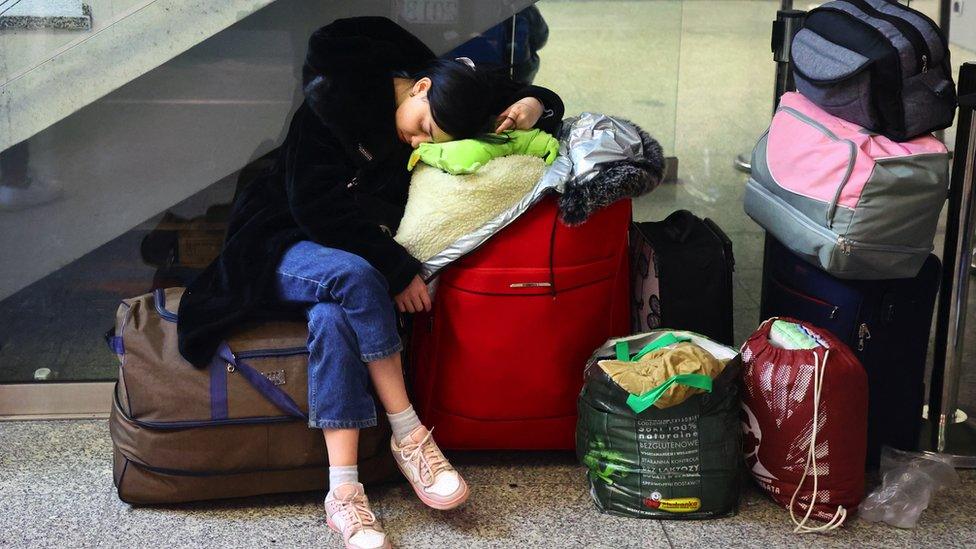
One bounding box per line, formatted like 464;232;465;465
4;0;974;420
0;0;534;384
535;1;682;155
537;0;778;344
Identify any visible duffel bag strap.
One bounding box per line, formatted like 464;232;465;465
210;342;308;421
103;327;124;355
615;332;691;361
626;373;713;414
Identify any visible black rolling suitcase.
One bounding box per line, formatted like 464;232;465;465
630;211;735;346
760;236;941;466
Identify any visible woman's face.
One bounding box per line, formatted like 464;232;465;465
395;78;452;149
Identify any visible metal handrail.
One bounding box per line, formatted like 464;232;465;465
929;65;976;465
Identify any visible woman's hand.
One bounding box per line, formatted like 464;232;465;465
495;97;545;132
394;275;431;313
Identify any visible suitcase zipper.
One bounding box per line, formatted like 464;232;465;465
857;322;872;351
770;276;841;319
548;211;559;299
703;217;735;272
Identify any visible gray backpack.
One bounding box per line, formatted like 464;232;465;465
791;0;956;141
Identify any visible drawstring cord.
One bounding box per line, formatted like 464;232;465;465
789;348;847;533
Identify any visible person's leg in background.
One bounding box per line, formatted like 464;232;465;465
0;140;63;210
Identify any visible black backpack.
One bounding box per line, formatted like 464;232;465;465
630;211;734;346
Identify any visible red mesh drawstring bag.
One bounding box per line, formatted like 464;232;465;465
740;317;868;532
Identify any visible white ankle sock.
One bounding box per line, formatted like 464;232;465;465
387;405;422;442
329;465;359;493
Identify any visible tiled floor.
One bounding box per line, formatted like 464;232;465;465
1;419;975;548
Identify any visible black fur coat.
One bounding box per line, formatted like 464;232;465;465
177;17;564;367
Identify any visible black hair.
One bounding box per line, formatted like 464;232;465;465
413;59;510;143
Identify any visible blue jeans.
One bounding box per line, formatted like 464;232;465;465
271;241;402;429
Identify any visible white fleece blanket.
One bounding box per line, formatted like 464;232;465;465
395;155;547;263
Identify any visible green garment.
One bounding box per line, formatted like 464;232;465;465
406;128;560;175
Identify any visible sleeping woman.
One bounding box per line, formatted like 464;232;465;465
176;16;563;549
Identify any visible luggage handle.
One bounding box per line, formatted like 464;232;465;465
626;373;713;414
210;342;308;421
103;327;124;355
615;332;691;361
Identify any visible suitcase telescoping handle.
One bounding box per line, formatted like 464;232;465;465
209;341;308;421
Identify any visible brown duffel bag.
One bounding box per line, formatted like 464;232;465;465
106;287;399;505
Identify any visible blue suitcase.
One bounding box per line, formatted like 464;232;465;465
759;236;941;466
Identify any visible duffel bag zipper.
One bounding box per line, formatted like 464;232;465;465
748;179;845;246
113;384;297;429
235;347;308;359
117;347;309;428
836;0;931;74
777;106;856;228
749;179;929;262
906;3;949;58
864;0;946;68
225;347;307;376
120;453;326;478
836;236;930;255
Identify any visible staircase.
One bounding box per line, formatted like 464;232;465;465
0;0;276;152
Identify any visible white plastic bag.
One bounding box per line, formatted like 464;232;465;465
858;447;960;528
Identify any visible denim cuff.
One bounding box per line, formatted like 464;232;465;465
360;339;403;362
309;416;378;430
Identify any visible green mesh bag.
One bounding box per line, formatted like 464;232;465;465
576;330;743;519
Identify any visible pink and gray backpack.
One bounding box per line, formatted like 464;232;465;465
744;92;949;279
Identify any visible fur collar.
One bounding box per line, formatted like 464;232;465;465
558;120;664;225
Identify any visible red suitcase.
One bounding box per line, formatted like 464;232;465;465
409;195;632;450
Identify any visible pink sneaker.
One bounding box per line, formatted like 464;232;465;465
324;483;391;549
391;426;470;510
